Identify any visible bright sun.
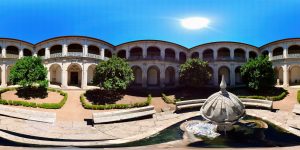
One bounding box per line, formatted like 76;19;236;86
180;17;210;30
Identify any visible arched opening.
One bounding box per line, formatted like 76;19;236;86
147;46;161;59
249;51;258;59
165;48;175;61
179;52;186;63
88;45;100;55
274;66;283;85
37;48;45;58
68;44;83;57
203;49;214;61
165;66;175;86
191;52;199;59
87;65;97;85
288;45;300;54
129;47;143;59
262;51;269;57
217;47;230;60
235;66;243;85
117;50;126;59
23;49;32;56
50;45;63;58
272;47;283;56
218;66;230;85
132;66;142;86
6;46;19;59
6;65;13;85
208;66;214;85
49;64;62;86
289;66;300;85
234;48;245;61
105;49;112;58
147;66;160;86
67;63;82;87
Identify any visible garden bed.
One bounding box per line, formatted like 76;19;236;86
0;88;68;109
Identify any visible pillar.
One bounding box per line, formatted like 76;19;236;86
45;47;50;59
125;49;129;59
142;66;147;88
19;48;23;59
160;66;165;88
61;67;68;89
230;65;235;86
175;51;179;61
1;64;7;87
230;49;234;60
142;48;147;58
83;44;88;57
63;44;68;56
160;49;165;60
268;50;272;61
47;65;50;85
213;49;217;60
246;50;249;60
213;65;218;86
100;48;105;59
283;64;289;87
81;65;87;89
1;47;6;58
283;45;288;58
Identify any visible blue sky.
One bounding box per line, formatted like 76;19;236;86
0;0;299;48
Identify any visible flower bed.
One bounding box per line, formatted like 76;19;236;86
80;93;152;110
0;88;68;109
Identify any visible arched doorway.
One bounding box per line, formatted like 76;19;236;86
203;49;214;61
129;47;143;59
165;48;175;61
87;65;97;85
165;66;175;86
234;48;245;61
274;66;283;85
67;64;82;87
147;66;160;86
49;64;62;86
147;46;161;59
6;46;19;59
217;47;230;60
235;66;243;85
218;66;230;85
132;66;142;86
289;66;300;85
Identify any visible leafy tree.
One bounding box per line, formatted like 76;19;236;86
179;58;211;87
93;55;134;91
240;56;276;90
9;56;48;88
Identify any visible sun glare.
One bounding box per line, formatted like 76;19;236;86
180;17;210;30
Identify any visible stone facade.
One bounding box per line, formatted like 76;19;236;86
0;36;298;89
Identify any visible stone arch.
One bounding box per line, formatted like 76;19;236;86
217;47;230;59
105;49;112;58
130;47;143;59
117;50;126;59
37;48;45;57
68;43;82;53
132;66;143;86
191;52;199;59
67;63;82;87
87;64;97;85
234;48;245;61
249;51;258;59
23;48;32;56
288;45;300;54
235;66;243;85
272;47;283;56
274;66;283;85
165;48;175;60
6;46;19;58
50;45;63;54
289;65;300;85
165;66;175;86
203;49;214;61
147;46;161;59
147;65;160;86
262;50;269;57
49;64;62;86
179;52;186;63
218;66;230;85
88;45;100;55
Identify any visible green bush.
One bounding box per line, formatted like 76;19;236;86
80;93;152;110
297;90;300;104
238;89;288;101
161;93;175;104
0;88;67;109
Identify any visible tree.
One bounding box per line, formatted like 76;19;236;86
179;58;211;88
240;56;276;90
93;55;134;91
9;56;48;89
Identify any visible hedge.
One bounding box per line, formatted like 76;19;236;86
297;90;300;104
0;88;68;109
80;93;152;110
238;89;288;101
161;93;175;104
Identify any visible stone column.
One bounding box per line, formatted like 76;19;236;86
142;66;147;88
199;51;203;60
81;65;87;89
283;45;288;58
83;44;88;57
213;49;217;60
268;50;273;61
283;64;289;87
1;64;7;87
246;50;249;60
175;51;179;61
19;48;23;59
230;65;235;86
46;65;50;85
125;49;129;59
45;47;50;59
160;49;165;60
100;48;105;59
61;66;68;89
63;44;68;56
230;49;234;60
142;47;147;59
213;65;219;86
160;66;165;88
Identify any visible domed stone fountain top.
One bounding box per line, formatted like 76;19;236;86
200;75;245;131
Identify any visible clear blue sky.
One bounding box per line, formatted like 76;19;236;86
0;0;299;48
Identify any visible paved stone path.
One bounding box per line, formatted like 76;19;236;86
274;87;299;111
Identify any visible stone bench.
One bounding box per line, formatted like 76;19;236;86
292;104;300;115
241;98;273;110
0;105;56;123
92;106;156;124
175;99;206;110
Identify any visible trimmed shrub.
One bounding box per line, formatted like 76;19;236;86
297;90;300;104
161;93;175;104
238;89;288;101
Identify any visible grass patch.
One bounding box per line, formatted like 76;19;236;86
80;92;152;110
0;87;68;109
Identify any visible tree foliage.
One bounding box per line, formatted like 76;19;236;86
240;56;276;90
9;56;48;88
179;58;211;87
93;56;134;91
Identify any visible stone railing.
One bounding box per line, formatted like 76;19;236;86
145;56;162;60
234;57;246;62
216;56;232;61
39;56;45;59
287;54;300;58
128;56;144;60
50;53;63;58
202;57;214;62
87;53;101;59
67;52;83;57
165;57;177;62
271;55;283;60
6;54;19;59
